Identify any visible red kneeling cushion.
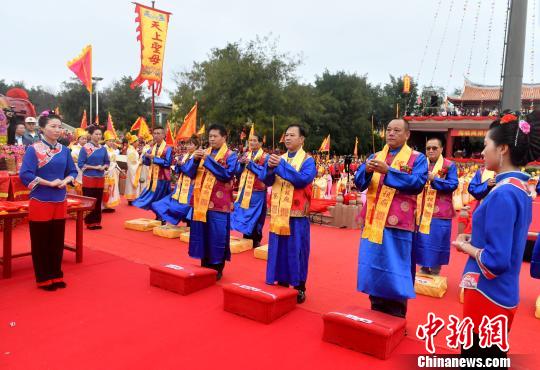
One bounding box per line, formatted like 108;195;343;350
149;264;217;295
323;307;406;359
223;283;297;324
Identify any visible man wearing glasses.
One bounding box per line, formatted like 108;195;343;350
414;137;458;276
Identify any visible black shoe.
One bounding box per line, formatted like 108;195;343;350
216;271;223;281
38;284;57;291
277;282;289;288
102;208;115;213
53;281;67;289
297;290;306;304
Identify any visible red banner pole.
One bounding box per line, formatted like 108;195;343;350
151;85;155;130
150;0;156;130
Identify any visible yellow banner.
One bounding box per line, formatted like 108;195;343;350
131;3;172;96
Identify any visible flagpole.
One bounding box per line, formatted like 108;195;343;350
89;90;92;127
371;114;375;153
150;0;156;130
272;115;275;151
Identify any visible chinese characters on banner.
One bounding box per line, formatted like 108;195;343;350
416;312;509;354
450;129;488;137
130;3;172;96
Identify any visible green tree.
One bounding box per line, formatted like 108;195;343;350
57;78;91;126
311;71;383;154
170;37;301;144
100;76;151;131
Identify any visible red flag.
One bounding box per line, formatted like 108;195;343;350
319;134;330;152
67;45;92;93
165;121;174;145
94;114;100;125
130;117;143;131
80;110;88;129
175;103;197;141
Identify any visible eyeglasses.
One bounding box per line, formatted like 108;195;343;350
426;146;440;151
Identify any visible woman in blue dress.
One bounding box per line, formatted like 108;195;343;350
453;111;540;363
19;111;78;291
78;126;110;230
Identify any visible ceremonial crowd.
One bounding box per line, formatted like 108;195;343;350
10;107;540;363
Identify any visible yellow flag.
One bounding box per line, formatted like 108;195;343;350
197;124;205;136
130;3;172;96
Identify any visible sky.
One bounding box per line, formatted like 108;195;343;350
3;0;539;103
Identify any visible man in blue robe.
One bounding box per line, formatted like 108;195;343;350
231;131;268;248
414;137;459;276
133;126;173;220
355;119;428;318
184;124;238;280
260;124;317;303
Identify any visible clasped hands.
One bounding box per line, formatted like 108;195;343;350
47;178;71;189
267;154;282;168
193;148;207;160
365;159;389;174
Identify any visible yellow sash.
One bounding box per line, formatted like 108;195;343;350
172;153;192;204
236;148;264;209
269;148;306;236
362;144;413;244
481;169;495;182
149;141;167;192
192;144;229;222
416;154;444;234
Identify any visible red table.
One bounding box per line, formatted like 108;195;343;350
0;172;30;201
0;194;96;279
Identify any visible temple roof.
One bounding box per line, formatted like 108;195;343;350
447;78;540;102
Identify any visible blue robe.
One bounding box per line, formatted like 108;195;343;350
77;144;109;180
462;171;532;308
185;150;238;264
260;153;317;287
468;169;492;201
414;161;459;267
355;148;428;300
20;141;78;202
231;157;269;236
531;181;540;278
151;158;194;225
531;237;540;279
133;145;173;211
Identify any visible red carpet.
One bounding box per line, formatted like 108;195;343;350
1;199;539;369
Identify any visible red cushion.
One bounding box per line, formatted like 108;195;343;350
223;283;297;324
149;264;217;295
323;307;406;359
